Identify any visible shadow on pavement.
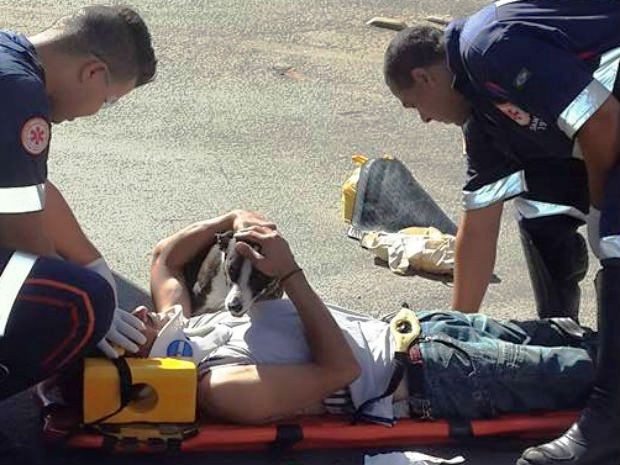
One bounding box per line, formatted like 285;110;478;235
115;273;152;310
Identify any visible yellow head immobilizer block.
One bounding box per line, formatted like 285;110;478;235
83;358;197;424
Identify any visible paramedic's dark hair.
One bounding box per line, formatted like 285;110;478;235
53;5;157;87
384;25;446;90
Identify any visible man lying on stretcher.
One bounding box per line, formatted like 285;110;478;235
41;211;599;428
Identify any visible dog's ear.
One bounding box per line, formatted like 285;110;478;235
216;231;234;251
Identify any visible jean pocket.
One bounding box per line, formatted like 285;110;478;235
432;336;476;378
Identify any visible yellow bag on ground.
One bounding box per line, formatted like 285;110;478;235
341;154;369;223
360;226;455;276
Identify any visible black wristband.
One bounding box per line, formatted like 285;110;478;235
279;267;303;284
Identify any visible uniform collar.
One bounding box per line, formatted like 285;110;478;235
0;31;46;83
444;19;474;101
17;34;46;82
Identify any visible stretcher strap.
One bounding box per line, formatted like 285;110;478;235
448;419;473;439
352;352;408;424
85;358;134;425
270;424;304;453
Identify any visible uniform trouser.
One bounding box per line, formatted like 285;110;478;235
518;215;588;320
410;311;597;420
515;159;590;320
0;248;114;401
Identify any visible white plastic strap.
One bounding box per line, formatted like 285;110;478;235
0;252;37;336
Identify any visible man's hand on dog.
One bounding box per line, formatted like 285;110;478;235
232;210;277;231
234;226;299;279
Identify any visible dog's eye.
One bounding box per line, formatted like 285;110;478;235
249;269;271;292
227;256;243;282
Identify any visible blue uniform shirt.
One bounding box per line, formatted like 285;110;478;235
446;0;620;219
0;30;49;214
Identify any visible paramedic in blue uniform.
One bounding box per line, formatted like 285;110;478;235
383;1;620;464
0;6;157;401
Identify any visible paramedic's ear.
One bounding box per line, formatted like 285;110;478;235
410;67;433;86
216;231;234;251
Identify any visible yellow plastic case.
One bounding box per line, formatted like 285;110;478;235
83;357;197;424
341;154;368;223
341;154;394;223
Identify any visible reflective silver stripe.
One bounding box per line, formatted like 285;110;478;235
557;80;610;138
0;252;37;336
495;0;521;6
557;46;620;138
595;46;620;91
600;235;620;260
572;140;583;160
462;171;527;210
0;183;46;214
514;198;587;222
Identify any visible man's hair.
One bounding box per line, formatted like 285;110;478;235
52;5;157;87
384;25;446;90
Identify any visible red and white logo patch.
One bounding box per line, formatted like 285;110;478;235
20;117;50;156
495;103;531;127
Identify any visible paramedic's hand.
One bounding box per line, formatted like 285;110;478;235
231;210;277;231
97;308;147;359
234;226;298;278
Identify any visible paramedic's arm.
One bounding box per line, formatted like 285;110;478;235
577;95;620;209
0;211;54;256
150;210;273;317
43;181;101;264
199;227;361;424
452;202;503;313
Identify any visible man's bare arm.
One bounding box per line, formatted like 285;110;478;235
452;202;503;313
577;95;620;209
199;228;360;424
43;181;101;264
0;211;54;256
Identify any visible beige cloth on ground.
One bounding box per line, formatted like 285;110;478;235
360;227;455;276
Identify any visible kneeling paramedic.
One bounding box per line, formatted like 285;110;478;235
0;5;157;401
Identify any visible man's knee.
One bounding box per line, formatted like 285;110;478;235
80;270;115;347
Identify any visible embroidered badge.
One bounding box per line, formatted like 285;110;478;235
495;102;531;127
528;116;548;132
20;117;50;156
514;68;531;89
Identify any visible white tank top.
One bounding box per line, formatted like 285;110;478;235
200;299;398;425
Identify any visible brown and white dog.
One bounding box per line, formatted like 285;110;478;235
184;231;283;317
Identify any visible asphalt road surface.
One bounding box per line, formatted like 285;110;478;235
1;1;599;464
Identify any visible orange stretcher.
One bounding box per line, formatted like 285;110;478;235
64;410;579;453
57;347;582;453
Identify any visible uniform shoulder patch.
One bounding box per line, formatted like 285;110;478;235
20;117;50;156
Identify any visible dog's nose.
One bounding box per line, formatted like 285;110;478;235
227;299;243;314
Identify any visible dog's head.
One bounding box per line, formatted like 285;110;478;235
215;231;283;317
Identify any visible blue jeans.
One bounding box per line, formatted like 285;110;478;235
413;311;597;419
